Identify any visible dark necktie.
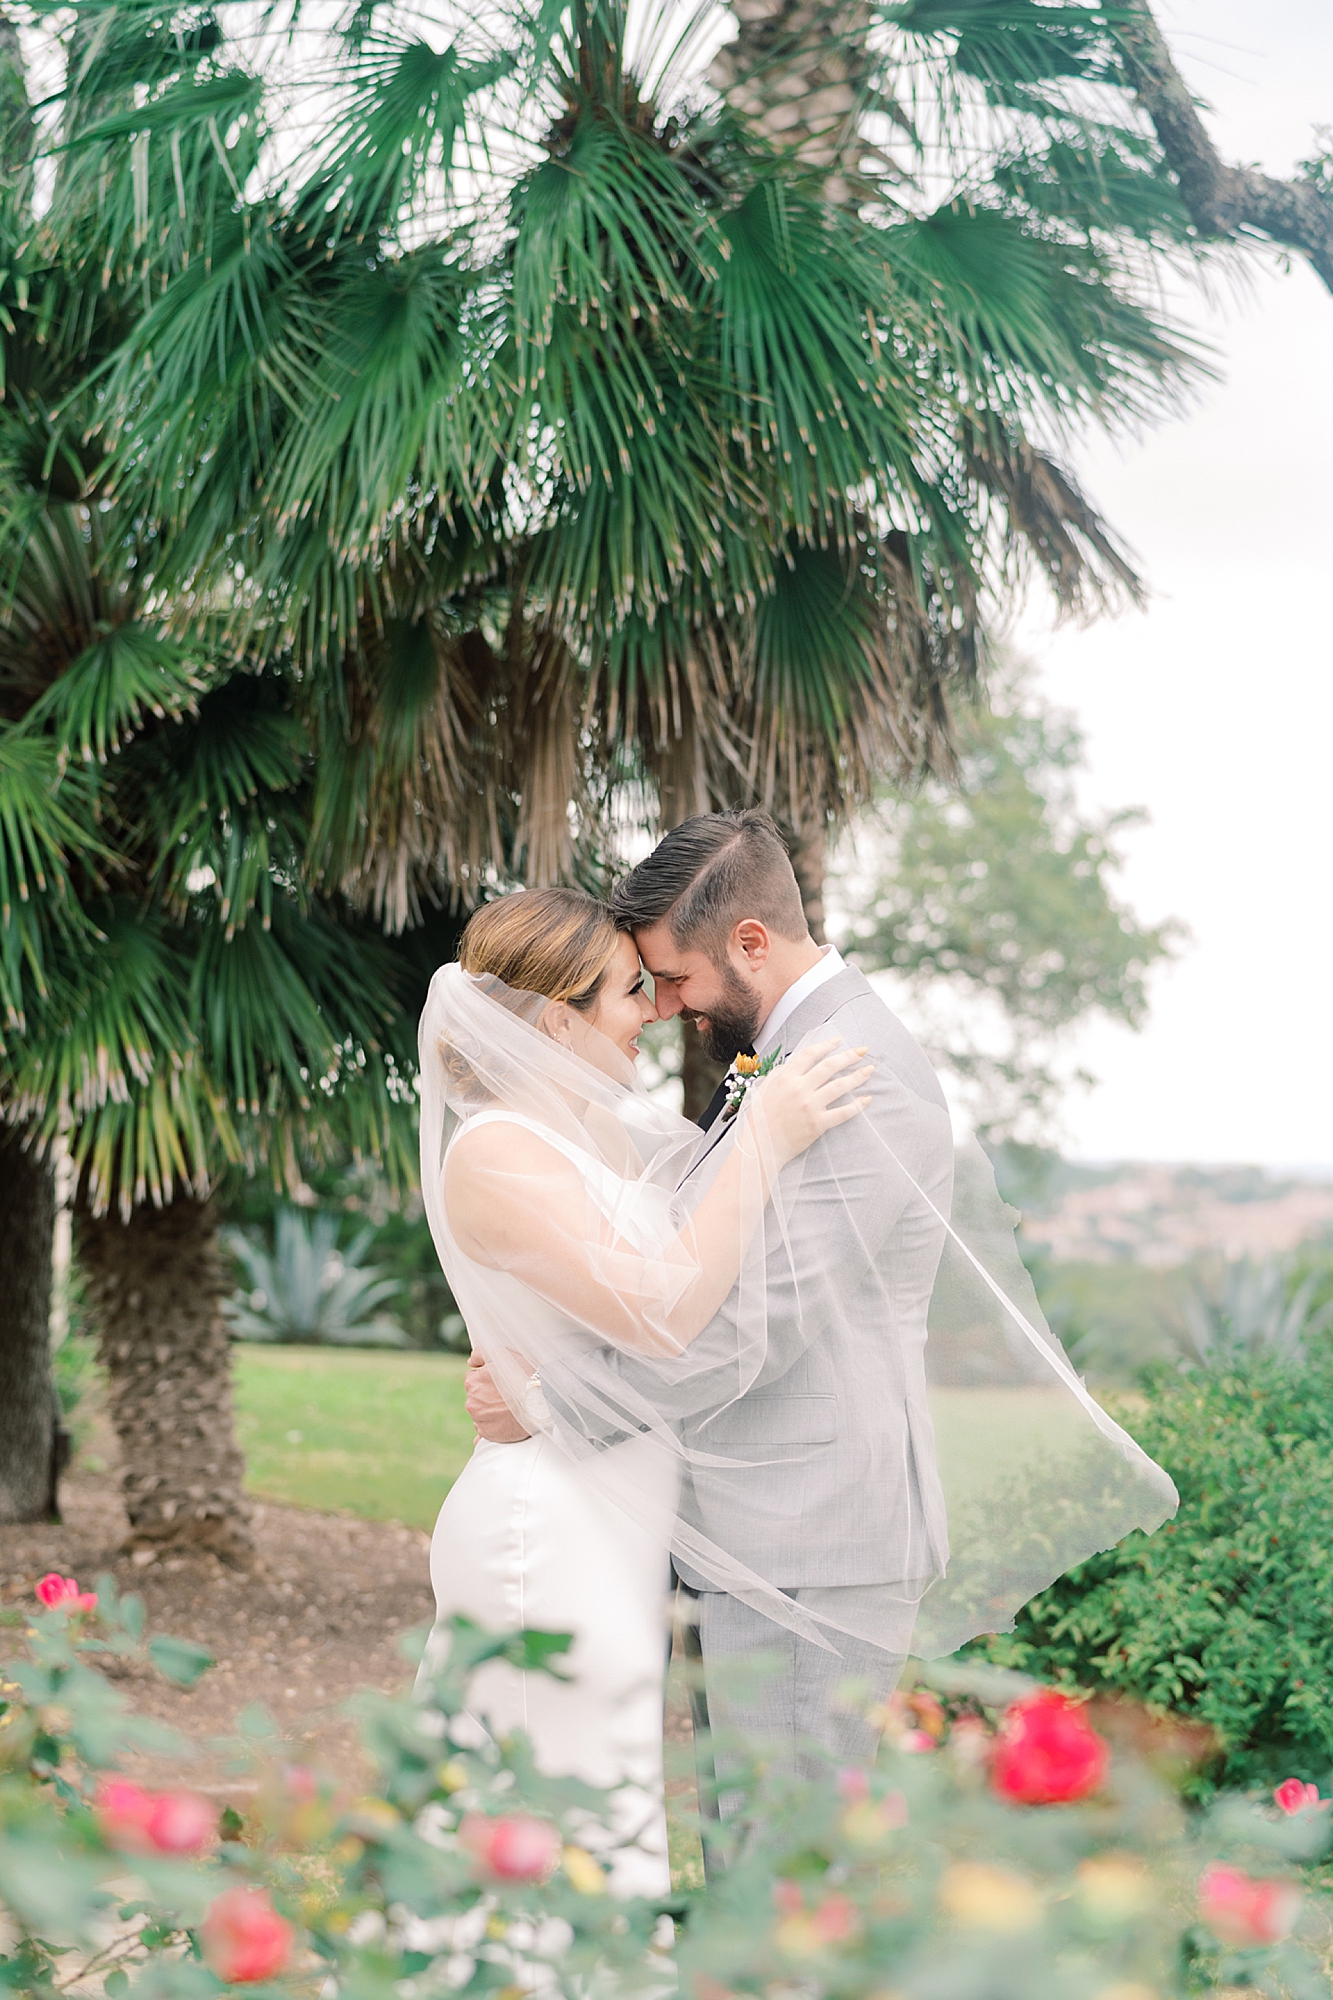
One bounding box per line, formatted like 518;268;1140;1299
697;1046;755;1131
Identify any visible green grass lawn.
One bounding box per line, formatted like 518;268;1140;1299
232;1345;475;1530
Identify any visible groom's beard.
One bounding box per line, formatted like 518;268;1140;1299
685;964;763;1066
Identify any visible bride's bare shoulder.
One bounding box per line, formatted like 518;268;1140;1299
447;1117;568;1172
444;1119;582;1258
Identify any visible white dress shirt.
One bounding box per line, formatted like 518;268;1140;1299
754;944;847;1056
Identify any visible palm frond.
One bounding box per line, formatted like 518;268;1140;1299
20;624;206;764
0;730;104;1028
882;0;1125;89
883;200;1199;428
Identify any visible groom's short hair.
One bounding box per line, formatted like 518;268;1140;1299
612;809;808;960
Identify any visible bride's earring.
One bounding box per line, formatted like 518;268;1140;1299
540;1002;574;1048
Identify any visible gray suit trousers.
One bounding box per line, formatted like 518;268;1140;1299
696;1586;917;1815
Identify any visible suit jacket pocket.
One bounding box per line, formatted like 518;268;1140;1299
697;1393;837;1447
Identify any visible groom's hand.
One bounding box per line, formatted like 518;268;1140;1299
465;1351;532;1443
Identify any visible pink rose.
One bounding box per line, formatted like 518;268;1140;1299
836;1768;870;1803
146;1790;216;1855
812;1893;860;1943
1198;1863;1301;1948
201;1886;295;1983
1273;1778;1325;1815
35;1573;97;1613
95;1781;214;1856
990;1690;1109;1807
95;1780;157;1853
458;1813;561;1882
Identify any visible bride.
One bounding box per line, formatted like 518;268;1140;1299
414;887;869;1895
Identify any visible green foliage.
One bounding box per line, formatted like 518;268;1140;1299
11;0;1209;929
834;670;1180;1136
223;1208;405;1346
4;1594;1333;1999
977;1354;1333;1794
51;1334;98;1424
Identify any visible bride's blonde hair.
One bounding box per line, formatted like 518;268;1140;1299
457;888;622;1013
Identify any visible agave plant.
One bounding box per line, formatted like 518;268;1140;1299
224;1211;405;1347
1177;1257;1333;1370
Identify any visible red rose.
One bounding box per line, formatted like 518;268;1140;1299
1198;1863;1301;1947
1273;1778;1325;1816
201;1886;295;1983
990;1690;1109;1806
458;1813;561;1882
35;1573;97;1613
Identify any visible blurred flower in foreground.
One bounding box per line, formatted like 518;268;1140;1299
1076;1854;1155;1923
773;1881;861;1956
561;1845;607;1894
876;1688;946;1753
459;1813;561;1882
95;1780;214;1856
1273;1777;1326;1815
34;1574;97;1613
990;1690;1109;1806
938;1862;1043;1932
201;1885;295;1982
1197;1862;1301;1947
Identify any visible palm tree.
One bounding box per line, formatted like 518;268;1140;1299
60;0;1198;1125
82;0;1192;843
0;34;417;1541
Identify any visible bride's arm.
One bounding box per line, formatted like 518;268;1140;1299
444;1040;872;1357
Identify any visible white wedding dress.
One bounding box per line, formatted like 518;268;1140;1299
419;1113;678;1899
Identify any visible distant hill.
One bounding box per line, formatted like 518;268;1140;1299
1002;1159;1333;1269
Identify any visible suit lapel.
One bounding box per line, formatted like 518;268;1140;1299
755;965;869;1058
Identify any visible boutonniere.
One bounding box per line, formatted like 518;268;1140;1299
722;1047;783;1121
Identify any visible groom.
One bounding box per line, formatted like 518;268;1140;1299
467;809;953;1783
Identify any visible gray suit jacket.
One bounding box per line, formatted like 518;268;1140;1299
671;966;953;1593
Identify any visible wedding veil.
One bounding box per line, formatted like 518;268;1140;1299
418;961;1177;1666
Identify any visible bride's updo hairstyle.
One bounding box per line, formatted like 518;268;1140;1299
457;887;621;1013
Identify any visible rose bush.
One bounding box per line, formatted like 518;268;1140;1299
975;1351;1333;1794
2;1586;1332;1999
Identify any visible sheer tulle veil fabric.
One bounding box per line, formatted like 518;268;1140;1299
419;962;1177;1662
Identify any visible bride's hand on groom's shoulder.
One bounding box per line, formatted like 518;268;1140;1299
751;1037;874;1168
464;1351;532;1444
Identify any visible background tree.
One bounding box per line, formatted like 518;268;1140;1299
832;668;1180;1139
0;6;64;1525
0;37;417;1540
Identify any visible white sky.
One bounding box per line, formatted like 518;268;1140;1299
1008;0;1333;1170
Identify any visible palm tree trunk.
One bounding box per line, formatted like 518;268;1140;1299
708;0;873;197
0;1125;63;1523
75;1194;252;1558
656;713;729;1123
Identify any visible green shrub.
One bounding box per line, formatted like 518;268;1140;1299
976;1354;1333;1793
